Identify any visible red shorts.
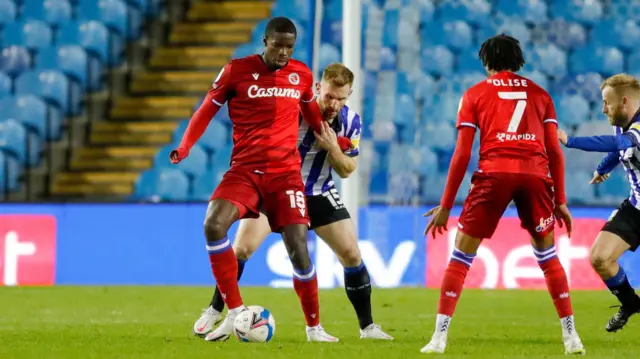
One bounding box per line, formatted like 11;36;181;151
211;166;310;232
458;172;555;240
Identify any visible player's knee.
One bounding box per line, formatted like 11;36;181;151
589;247;615;271
204;217;230;240
233;243;255;261
338;244;362;267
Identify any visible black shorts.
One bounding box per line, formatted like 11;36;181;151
601;199;640;251
306;187;351;229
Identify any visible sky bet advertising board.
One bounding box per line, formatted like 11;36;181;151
1;203;640;289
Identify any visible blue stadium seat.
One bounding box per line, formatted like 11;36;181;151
173;119;229;152
271;0;309;27
457;50;483;74
2;20;52;51
598;168;629;201
379;47;397;71
592;20;640;51
382;10;399;48
414;0;435;25
191;167;226;201
393;94;417;126
537;20;587;51
421;173;446;202
318;43;340;72
388;172;419;203
413;71;436;101
443;72;484;93
550;0;603;25
529;44;567;78
520;70;549;91
370;121;397;143
15;70;79;115
22;0;73;27
0;0;16;26
232;43;262;59
78;0;142;40
0;94;63;139
417;145;438;176
421;20;473;51
154;144;208;178
135;168;189;201
0;118;41;166
0;151;20;192
36;45;102;91
553;72;603;102
0;72;10;98
0;46;30;77
211;145;232;168
556;94;590;127
59;21;122;66
424;121;456;151
570;46;624;76
439;0;491;26
494;19;531;47
496;0;548;25
565;170;596;204
421;45;454;76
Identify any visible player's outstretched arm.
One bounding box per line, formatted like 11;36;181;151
558;128;637;152
440;127;475;210
170;93;220;163
299;99;326;134
596;152;620;176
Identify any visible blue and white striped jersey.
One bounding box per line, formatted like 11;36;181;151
615;120;640;208
297;105;362;196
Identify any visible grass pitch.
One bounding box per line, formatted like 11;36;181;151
0;287;637;358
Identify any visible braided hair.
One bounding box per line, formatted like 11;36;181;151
478;34;525;72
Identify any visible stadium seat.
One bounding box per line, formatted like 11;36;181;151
2;20;52;51
421;173;446;202
211;145;232;168
388;172;419;203
424;121;456;151
77;0;142;40
318;43;341;72
154;144;208;178
36;45;102;91
0;94;63;140
550;0;603;25
592;20;640;51
536;20;587;51
134;168;189;201
553;72;603;102
22;0;73;27
495;0;548;24
421;45;454;76
0;151;20;192
565;170;596;204
0;72;10;99
190;168;226;201
570;46;624;76
58;21;122;66
529;44;567;78
520;70;549;91
421;20;473;51
556;94;590;127
0;0;16;26
0;46;30;78
15;69;80;115
0;118;41;166
232;43;262;59
271;0;309;27
439;0;491;26
173;119;230;152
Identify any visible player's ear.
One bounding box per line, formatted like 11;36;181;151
315;82;321;93
263;36;267;47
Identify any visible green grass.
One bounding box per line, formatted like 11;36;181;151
0;287;638;358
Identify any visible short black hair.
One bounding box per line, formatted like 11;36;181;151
264;17;297;38
478;34;525;72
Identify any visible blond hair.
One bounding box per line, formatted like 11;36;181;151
601;73;640;97
321;63;354;87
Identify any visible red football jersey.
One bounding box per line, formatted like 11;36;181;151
457;71;557;177
209;55;315;173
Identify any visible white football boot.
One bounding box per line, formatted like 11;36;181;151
360;324;394;340
561;316;586;355
306;325;340;342
204;307;245;342
420;314;450;354
193;306;222;337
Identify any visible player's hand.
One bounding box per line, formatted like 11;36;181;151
554;203;573;238
423;205;451;239
170;147;189;164
557;129;568;146
589;170;610;184
314;122;340;153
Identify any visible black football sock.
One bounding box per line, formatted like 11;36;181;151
210;259;247;312
344;262;373;330
604;266;640;308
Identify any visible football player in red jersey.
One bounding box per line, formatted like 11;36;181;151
171;17;341;343
420;34;585;355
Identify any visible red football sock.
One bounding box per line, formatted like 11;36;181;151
536;247;573;318
293;265;320;327
437;259;471;316
207;237;243;309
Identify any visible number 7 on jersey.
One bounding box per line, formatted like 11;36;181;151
498;91;527;133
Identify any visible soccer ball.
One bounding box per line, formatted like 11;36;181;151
233;305;276;342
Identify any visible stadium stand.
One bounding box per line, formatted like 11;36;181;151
1;0;637;205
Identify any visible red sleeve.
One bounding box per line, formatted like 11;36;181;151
440;126;475;209
543;98;566;204
176;64;232;152
299;70;323;133
456;90;478;130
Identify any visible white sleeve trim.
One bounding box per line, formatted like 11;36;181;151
459;122;477;128
628;128;640;143
211;98;224;107
543;119;557;124
300;95;316;103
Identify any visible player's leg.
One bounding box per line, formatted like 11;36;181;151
314;218;393;340
263;172;338;342
421;173;509;354
515;175;584;354
201;169;261;342
194;214;271;336
591;200;640;332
